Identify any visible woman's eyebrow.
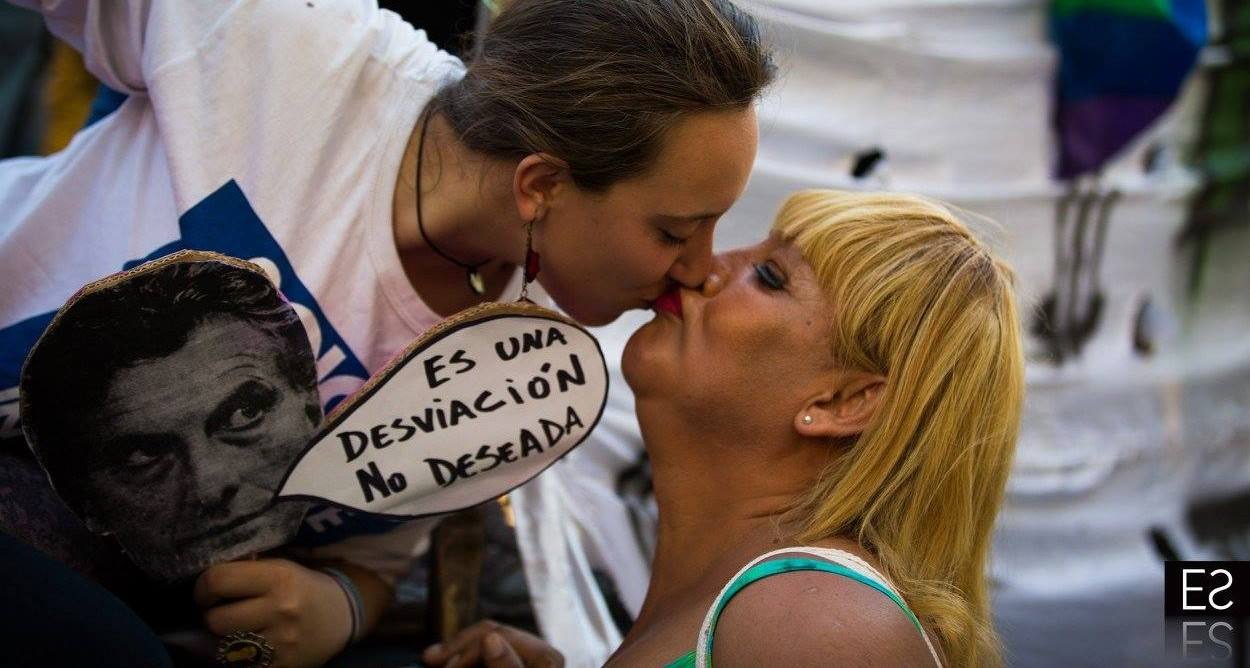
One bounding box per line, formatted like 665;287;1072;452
656;210;723;222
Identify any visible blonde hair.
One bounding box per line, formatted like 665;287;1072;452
772;190;1024;667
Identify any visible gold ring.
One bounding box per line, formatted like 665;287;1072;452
216;631;274;667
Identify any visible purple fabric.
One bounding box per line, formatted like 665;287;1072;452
1057;96;1173;179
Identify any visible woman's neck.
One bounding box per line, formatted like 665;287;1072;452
629;411;810;624
640;500;789;615
391;110;523;314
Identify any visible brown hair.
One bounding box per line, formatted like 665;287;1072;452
432;0;775;191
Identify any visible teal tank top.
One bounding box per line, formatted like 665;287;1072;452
663;548;940;667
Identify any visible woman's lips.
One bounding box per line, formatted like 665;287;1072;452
653;286;682;319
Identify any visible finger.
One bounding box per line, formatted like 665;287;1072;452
193;560;286;607
482;632;524;668
495;626;564;668
245;626;298;668
423;642;472;667
422;643;448;666
423;639;484;668
202;596;275;636
446;644;483;668
426;621;501;666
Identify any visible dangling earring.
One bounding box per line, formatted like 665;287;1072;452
524;218;541;283
519;216;541;302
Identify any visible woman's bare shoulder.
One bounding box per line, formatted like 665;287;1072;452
709;564;935;667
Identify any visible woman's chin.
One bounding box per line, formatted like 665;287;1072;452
621;332;645;391
541;278;621;327
622;319;673;395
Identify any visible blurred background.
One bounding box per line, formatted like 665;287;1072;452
3;0;1247;666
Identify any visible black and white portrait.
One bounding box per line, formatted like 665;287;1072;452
20;252;321;581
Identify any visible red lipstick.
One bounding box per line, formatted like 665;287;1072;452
653;285;682;319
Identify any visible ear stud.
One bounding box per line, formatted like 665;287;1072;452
802;415;813;425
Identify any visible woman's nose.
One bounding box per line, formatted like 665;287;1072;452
666;224;716;288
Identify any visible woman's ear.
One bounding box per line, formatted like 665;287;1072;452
794;371;886;438
513;153;570;222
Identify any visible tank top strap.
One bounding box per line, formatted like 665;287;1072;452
691;546;943;668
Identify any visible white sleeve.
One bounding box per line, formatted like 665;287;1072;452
285;517;440;586
8;0;240;94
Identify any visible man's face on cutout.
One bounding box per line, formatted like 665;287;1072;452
78;315;320;581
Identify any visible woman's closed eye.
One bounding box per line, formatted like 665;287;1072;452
657;227;689;247
754;261;787;290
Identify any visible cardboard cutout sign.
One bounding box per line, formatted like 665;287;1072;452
20;251;319;581
276;301;609;518
21;250;609;580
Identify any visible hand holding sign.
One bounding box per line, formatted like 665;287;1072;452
277;301;608;518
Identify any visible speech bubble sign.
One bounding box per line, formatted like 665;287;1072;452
276;301;608;518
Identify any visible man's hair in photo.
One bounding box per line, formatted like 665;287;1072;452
21;259;318;511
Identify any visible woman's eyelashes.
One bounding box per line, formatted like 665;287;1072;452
754;261;787;290
656;227;688;247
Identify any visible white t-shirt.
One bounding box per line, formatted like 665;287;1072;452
0;0;465;579
2;4;652;661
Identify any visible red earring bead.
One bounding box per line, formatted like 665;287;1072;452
525;248;541;283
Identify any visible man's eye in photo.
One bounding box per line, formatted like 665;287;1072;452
226;403;264;430
98;435;176;474
210;380;279;434
123;448;162;470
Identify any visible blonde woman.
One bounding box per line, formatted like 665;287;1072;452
425;190;1024;668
